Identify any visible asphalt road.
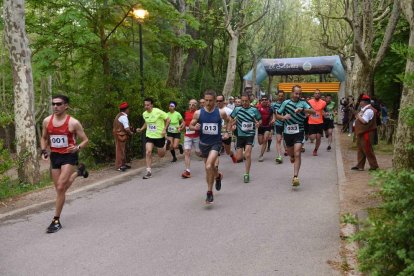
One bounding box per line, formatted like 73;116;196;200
0;138;340;275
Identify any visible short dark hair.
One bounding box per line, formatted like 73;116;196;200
326;94;332;98
241;93;250;99
291;85;301;92
216;95;225;100
278;90;285;94
52;94;69;104
144;97;153;104
204;89;216;98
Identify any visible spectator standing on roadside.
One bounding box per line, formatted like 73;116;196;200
113;102;135;171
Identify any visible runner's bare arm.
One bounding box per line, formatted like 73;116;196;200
40;117;51;160
70;119;88;153
137;123;147;133
162;118;171;136
304;108;315;115
220;110;229;139
189;110;200;131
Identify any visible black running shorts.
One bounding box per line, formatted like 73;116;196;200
275;125;284;135
283;131;305;147
167;132;181;139
50;152;79;169
308;123;324;135
146;137;166;148
236;135;255;149
258;126;272;135
199;142;222;158
323;119;335;130
222;136;232;145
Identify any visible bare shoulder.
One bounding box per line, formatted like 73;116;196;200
42;115;52;126
193;110;200;119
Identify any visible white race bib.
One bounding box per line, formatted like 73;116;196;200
285;124;299;134
50;135;69;148
168;126;177;133
185;127;195;135
148;124;157;132
241;122;254;131
202;123;218;135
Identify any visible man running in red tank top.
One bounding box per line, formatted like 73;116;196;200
40;95;89;233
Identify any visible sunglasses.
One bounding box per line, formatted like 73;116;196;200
52;102;64;106
216;100;224;102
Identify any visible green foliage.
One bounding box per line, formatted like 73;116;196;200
356;170;414;275
0;140;14;191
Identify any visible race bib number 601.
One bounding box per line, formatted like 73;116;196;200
202;123;218;135
50;135;69;148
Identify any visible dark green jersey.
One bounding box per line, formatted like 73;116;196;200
271;101;284;127
277;99;311;134
231;106;262;137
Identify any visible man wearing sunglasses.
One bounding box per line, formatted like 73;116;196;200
40;95;89;233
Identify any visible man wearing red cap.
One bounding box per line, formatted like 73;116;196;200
113;102;134;171
351;95;379;171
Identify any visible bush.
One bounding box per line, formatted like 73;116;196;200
356;170;414;275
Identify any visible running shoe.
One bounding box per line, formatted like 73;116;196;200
243;174;250;183
116;167;126;172
178;144;184;154
77;163;89;178
275;156;283;164
313;149;318;156
230;154;237;163
125;164;132;169
258;156;264;162
266;147;270;152
181;170;191;178
171;157;177;162
143;171;152;179
46;219;62;233
327;145;332;151
215;172;223;191
351;166;363;171
292;177;300;187
206;191;214;204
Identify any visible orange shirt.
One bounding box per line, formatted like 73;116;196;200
308;99;326;124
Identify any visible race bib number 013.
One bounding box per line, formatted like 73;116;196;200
285;124;299;134
50;135;69;148
148;124;157;132
202;123;218;135
241;122;253;131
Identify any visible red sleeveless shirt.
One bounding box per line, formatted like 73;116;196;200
47;115;76;153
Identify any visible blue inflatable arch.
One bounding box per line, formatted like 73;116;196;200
243;55;345;84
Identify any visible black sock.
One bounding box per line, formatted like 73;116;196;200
53;216;60;220
170;150;176;159
267;140;272;149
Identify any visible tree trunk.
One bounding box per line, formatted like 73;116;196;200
349;56;372;98
166;0;186;88
393;0;414;170
3;0;40;184
222;33;239;99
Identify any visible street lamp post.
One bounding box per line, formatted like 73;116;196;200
132;8;148;157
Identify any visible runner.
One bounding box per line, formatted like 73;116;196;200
271;90;286;163
216;95;237;163
166;101;184;162
189;90;230;204
276;85;315;187
181;99;201;178
308;89;327;156
256;95;273;162
40;95;89;233
137;97;171;179
230;94;262;183
199;98;205;109
323;94;335;151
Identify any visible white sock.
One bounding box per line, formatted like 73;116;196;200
146;168;151;172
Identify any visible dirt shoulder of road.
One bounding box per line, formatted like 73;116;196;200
335;131;393;275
